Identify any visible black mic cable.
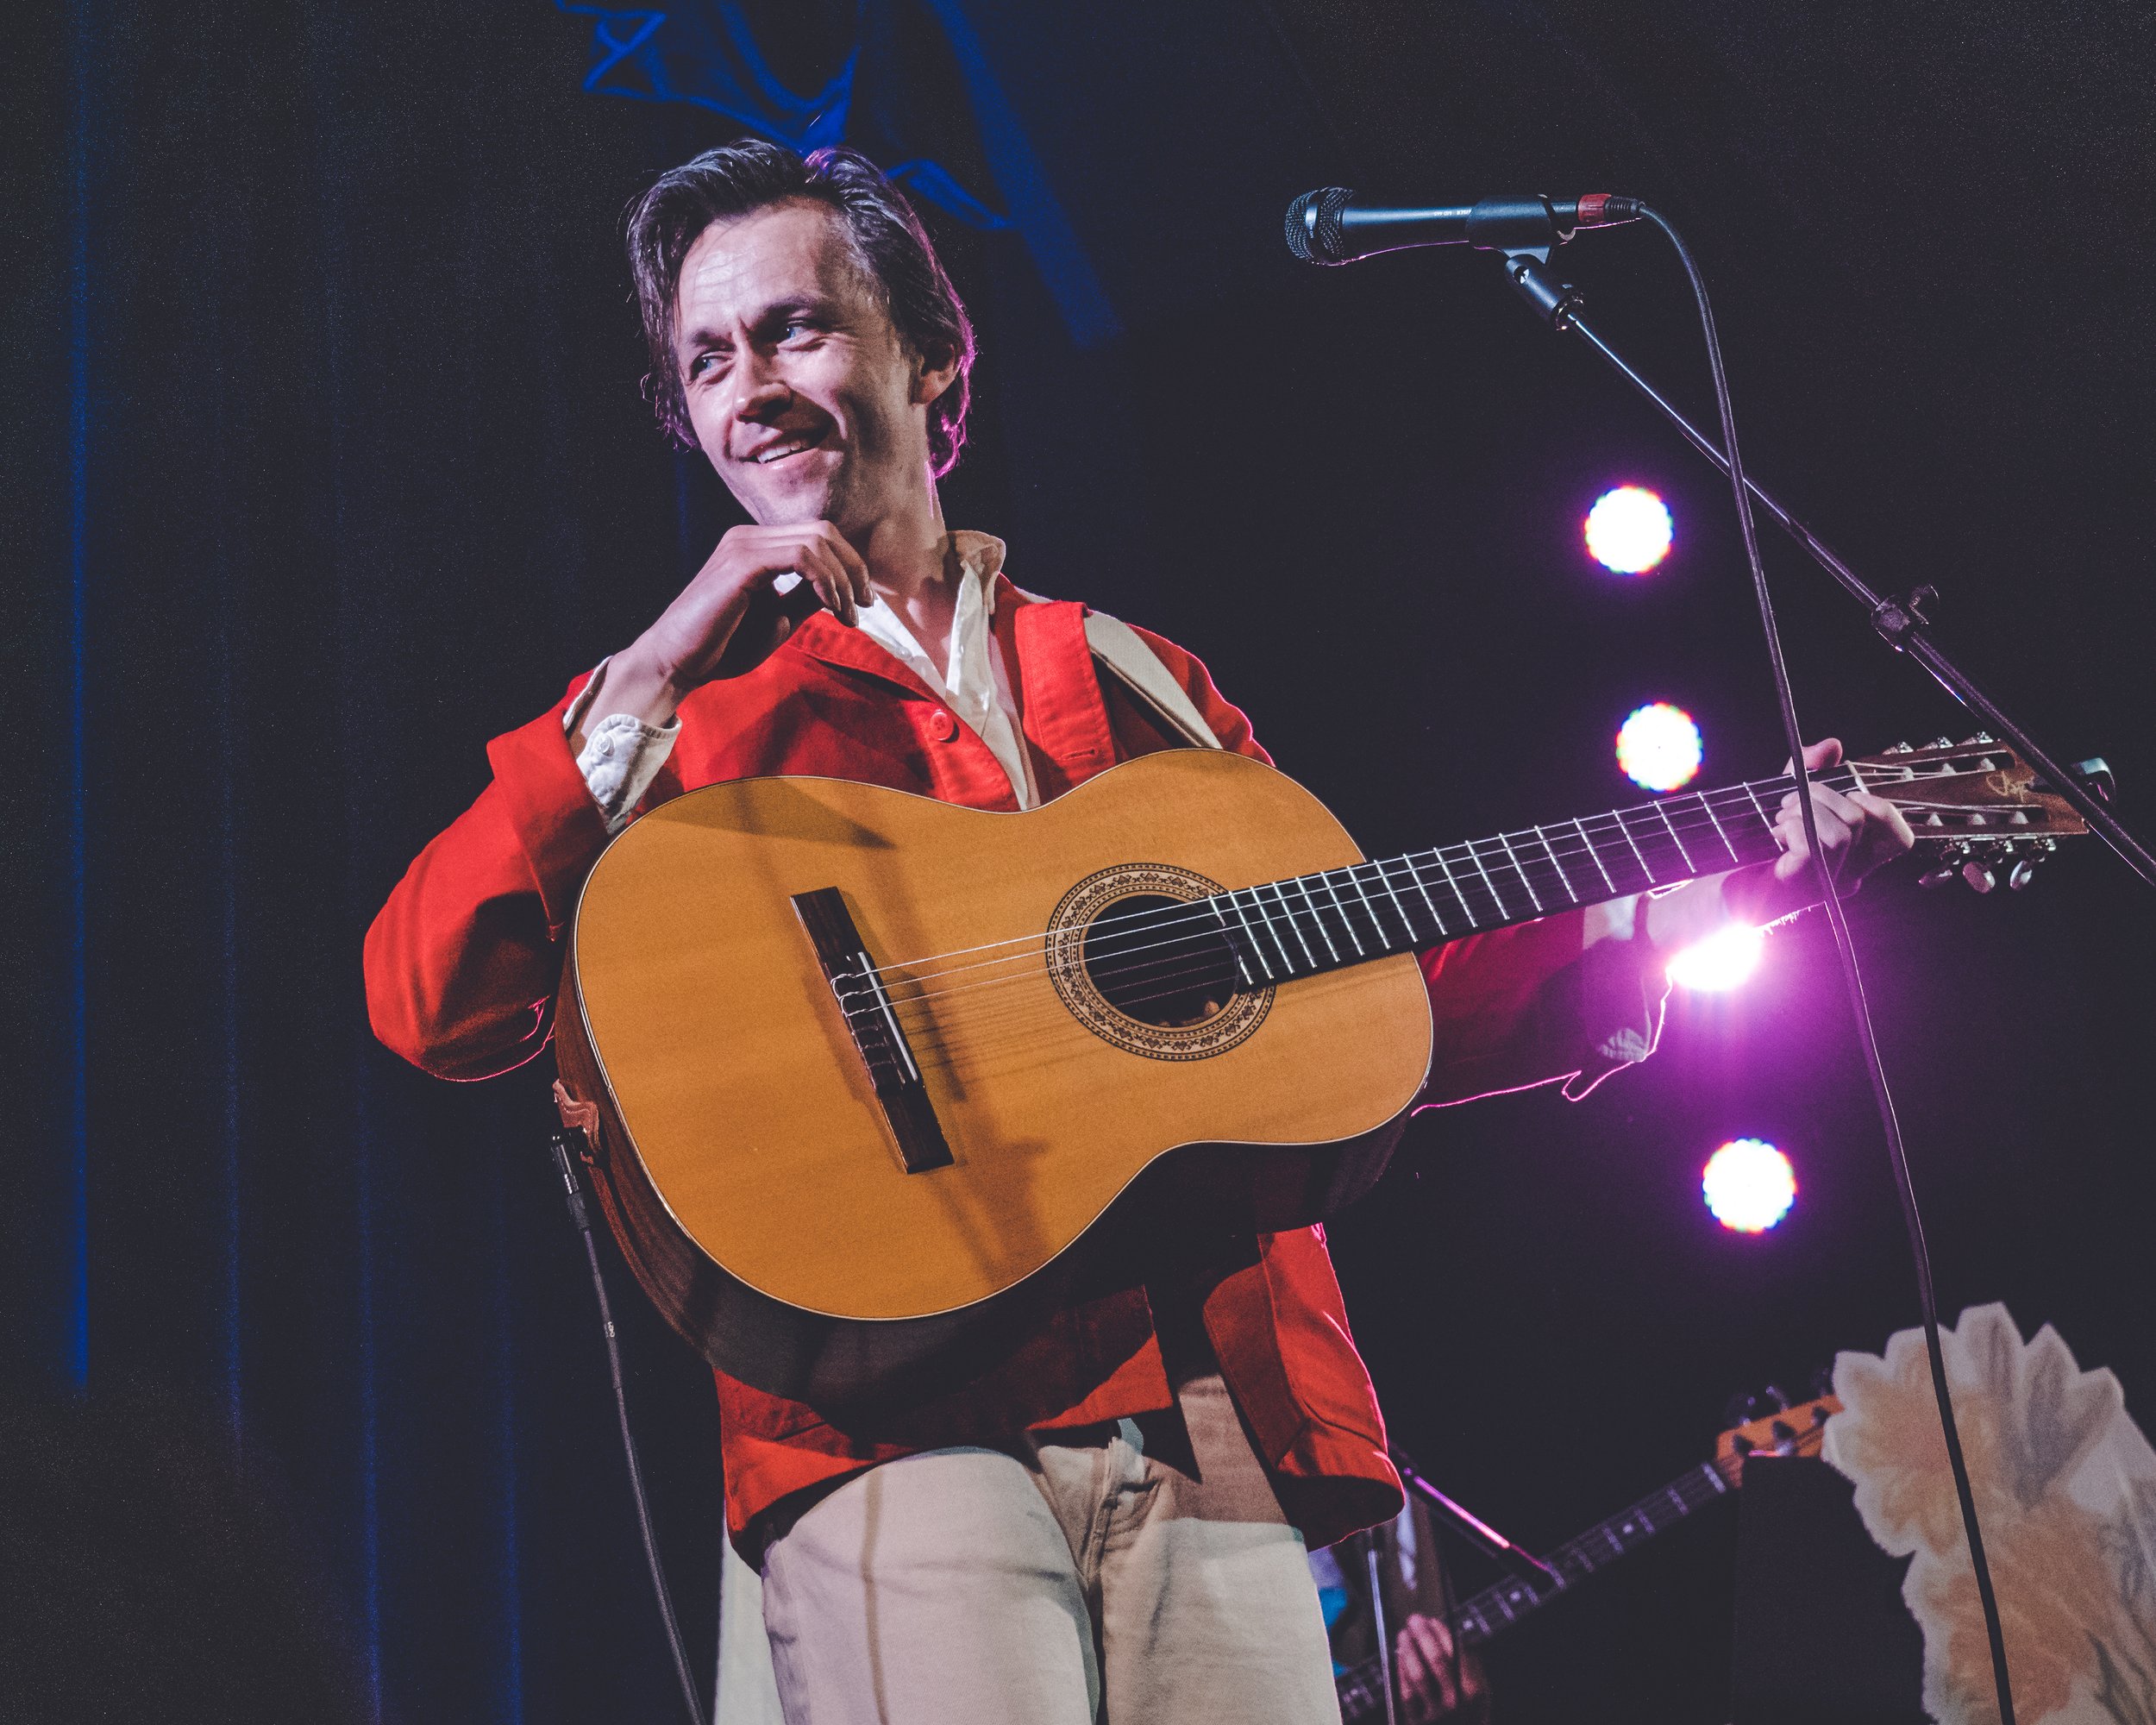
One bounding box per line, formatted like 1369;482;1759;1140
550;1130;711;1725
1627;206;2017;1725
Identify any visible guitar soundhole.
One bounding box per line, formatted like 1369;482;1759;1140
1046;862;1271;1061
1082;894;1244;1028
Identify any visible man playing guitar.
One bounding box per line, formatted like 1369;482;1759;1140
364;140;1911;1725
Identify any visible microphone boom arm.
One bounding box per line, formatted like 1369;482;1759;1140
1495;248;2154;887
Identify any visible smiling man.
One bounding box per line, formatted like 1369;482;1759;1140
364;141;1911;1725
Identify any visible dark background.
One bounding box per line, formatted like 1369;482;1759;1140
8;2;2153;1719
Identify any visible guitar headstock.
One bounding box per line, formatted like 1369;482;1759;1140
1714;1389;1841;1487
1851;736;2096;894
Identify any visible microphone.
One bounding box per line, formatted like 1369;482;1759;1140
1284;189;1641;265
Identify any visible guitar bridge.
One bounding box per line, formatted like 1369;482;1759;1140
791;888;954;1174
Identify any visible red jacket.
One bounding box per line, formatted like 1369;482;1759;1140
365;576;1643;1552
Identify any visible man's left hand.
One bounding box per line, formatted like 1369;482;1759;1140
1395;1613;1489;1724
1721;737;1915;925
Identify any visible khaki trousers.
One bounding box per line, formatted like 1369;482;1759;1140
756;1371;1339;1725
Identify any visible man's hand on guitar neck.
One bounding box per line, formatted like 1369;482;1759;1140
572;521;874;749
1396;1613;1489;1724
1720;737;1917;926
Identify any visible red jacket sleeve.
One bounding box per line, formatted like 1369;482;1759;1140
363;676;614;1080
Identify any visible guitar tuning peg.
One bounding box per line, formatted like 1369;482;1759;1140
1762;1383;1790;1413
1810;1365;1836;1401
1930;737;1955;750
1962;860;1996;894
2009;857;2038;891
1919;845;1966;889
1723;1390;1772;1427
1885;741;1913;754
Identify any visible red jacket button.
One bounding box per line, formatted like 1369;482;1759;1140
928;709;960;743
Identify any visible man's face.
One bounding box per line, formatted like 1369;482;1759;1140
672;199;943;537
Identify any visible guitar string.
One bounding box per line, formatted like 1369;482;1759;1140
825;759;1976;1022
833;762;1952;1023
837;763;2018;1031
832;768;1811;1026
820;764;1871;992
824;763;1885;1011
839;758;2034;1023
830;763;1874;988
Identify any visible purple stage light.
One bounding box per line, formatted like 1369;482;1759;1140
1616;702;1702;792
1702;1138;1796;1233
1668;924;1766;991
1585;486;1672;574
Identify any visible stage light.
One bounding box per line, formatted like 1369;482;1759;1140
1668;924;1766;991
1702;1138;1796;1233
1585;486;1672;574
1616;702;1702;792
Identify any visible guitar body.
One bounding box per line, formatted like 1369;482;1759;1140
555;749;1434;1410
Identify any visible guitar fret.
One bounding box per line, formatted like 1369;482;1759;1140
1319;869;1369;956
1369;859;1420;946
1533;825;1581;904
1264;881;1318;971
1742;781;1778;854
1342;865;1389;948
1227;891;1280;981
1429;847;1479;930
1292;877;1343;963
1573;818;1618;894
1465;840;1512;920
1611;809;1658;884
1495;831;1545;913
1249;888;1300;975
1653;800;1695;872
1698;794;1743;869
1398;854;1449;939
1207;899;1257;988
1397;854;1449;936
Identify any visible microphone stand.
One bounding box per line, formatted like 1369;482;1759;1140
1388;1444;1564;1592
1494;246;2153;889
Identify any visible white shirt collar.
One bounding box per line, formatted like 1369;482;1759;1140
852;533;1039;808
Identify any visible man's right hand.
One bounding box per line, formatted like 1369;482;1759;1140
586;522;874;734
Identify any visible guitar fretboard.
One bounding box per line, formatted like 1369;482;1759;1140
1206;768;1856;988
1333;1460;1733;1722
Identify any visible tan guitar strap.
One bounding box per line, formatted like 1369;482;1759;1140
1081;611;1225;751
1012;586;1224;751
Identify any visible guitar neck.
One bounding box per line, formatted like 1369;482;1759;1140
1333;1460;1733;1722
1213;768;1852;985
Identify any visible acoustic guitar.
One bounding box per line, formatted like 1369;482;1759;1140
550;739;2084;1406
1333;1389;1840;1720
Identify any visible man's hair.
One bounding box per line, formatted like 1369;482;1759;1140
625;140;976;477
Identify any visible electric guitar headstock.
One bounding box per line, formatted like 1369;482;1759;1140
1713;1385;1841;1488
1850;736;2101;894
